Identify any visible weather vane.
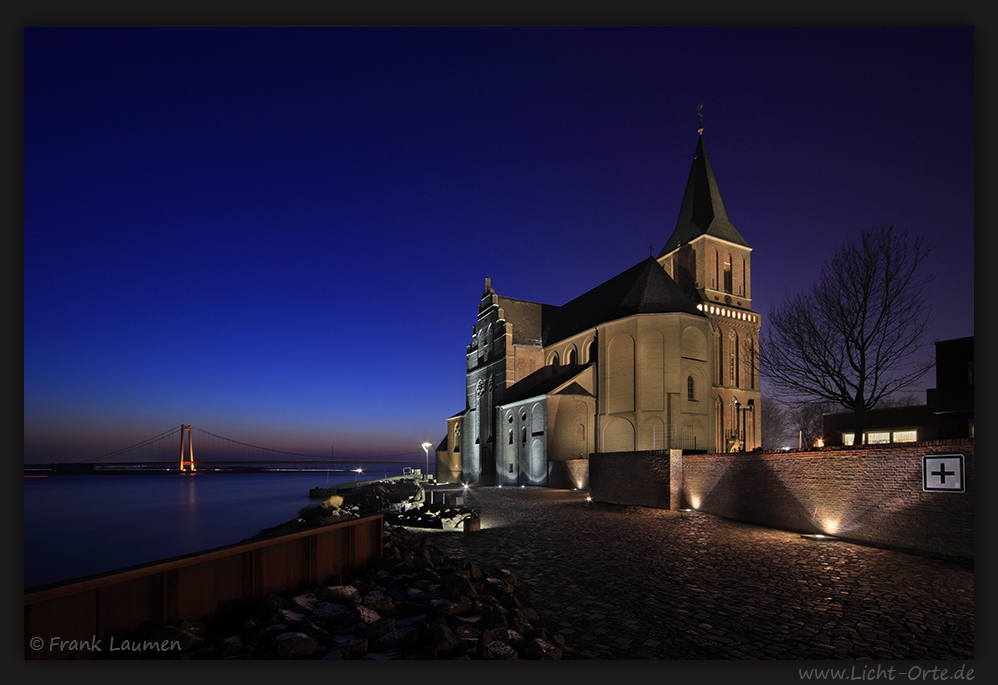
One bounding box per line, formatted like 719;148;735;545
697;103;704;135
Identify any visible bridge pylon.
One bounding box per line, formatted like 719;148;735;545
179;424;196;472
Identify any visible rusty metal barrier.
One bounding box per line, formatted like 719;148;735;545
24;515;383;659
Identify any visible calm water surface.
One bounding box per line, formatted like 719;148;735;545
23;471;393;589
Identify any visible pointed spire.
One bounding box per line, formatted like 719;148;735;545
658;133;749;257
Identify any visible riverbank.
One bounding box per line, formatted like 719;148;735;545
98;483;973;660
118;522;570;659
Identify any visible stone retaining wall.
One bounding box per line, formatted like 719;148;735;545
590;440;974;560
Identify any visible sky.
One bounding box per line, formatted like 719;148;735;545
22;26;975;463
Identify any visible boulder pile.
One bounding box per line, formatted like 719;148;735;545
127;525;570;660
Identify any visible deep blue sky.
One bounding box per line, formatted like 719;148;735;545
23;26;975;463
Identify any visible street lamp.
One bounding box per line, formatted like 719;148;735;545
732;399;755;451
421;442;432;482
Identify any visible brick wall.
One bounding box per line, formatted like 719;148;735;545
590;440;974;560
590;450;673;509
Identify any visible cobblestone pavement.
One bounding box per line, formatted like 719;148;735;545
426;486;974;660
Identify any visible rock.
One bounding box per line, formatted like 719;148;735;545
371;627;420;652
270;608;306;626
522;638;563;660
332;634;368;658
362;649;402;660
484;640;518;660
114;522;570;660
353;605;381;625
364;616;396;642
359;589;394;613
216;635;243;657
271;632;317;659
312;602;352;624
439;572;476;600
288;593;318;613
431;623;462;656
319;585;360;604
150;624;203;652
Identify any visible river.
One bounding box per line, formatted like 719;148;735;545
22;469;412;590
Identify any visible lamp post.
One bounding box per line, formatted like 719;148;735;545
732;399;742;451
732;399;755;451
421;442;432;482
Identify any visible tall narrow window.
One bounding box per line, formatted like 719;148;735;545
723;251;733;294
687;375;695;401
728;331;738;387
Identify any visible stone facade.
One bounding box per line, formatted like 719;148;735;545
436;133;762;487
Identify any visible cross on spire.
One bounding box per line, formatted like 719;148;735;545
697;103;704;135
648;244;654;257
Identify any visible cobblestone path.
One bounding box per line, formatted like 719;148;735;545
427;486;974;660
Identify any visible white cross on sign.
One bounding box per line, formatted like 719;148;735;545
923;454;965;492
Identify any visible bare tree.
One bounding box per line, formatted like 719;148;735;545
760;399;792;450
760;224;933;440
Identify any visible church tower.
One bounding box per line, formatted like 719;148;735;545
657;132;762;451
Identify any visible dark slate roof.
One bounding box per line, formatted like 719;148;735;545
500;364;591;405
659;134;749;257
542;257;705;345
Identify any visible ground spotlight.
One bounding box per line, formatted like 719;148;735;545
800;533;838;541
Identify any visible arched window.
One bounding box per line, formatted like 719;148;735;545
587;340;597;364
713;329;722;383
568;347;578;365
723;251;733;294
550;352;560;367
687;375;695;401
728;331;739;387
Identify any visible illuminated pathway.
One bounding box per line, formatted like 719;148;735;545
429;486;974;660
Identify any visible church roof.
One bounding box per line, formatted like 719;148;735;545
658;134;749;257
542;256;705;344
500;364;591;405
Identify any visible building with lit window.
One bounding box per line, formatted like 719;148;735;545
822;336;974;446
436;133;762;487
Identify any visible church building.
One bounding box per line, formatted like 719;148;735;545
435;133;762;488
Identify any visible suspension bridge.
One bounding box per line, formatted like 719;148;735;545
25;424;429;475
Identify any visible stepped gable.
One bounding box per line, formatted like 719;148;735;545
494;295;547;347
659;134;749;257
542;257;705;345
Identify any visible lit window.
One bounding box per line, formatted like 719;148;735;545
865;431;891;445
843;433;855;445
892;430;917;443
